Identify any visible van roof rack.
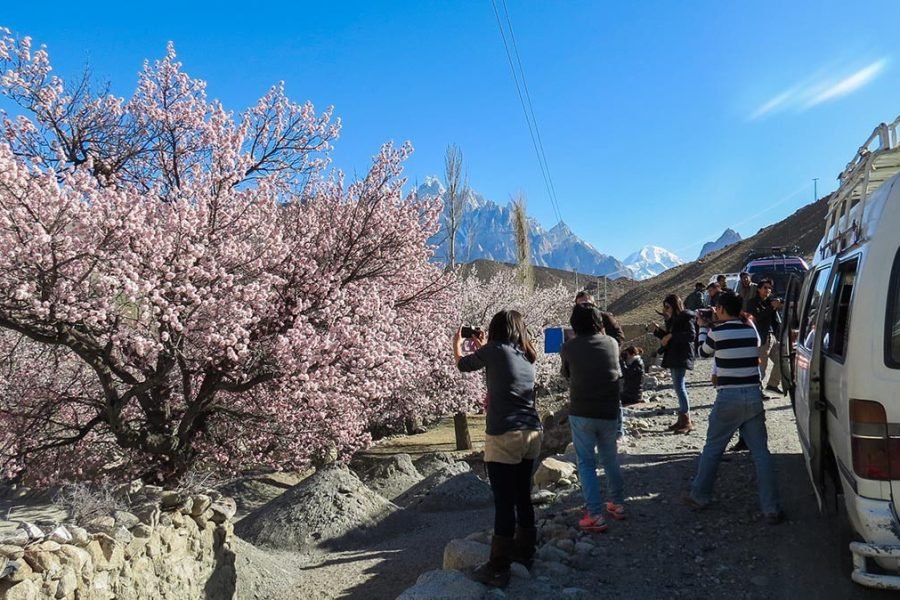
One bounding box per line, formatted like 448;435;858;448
822;116;900;258
745;246;802;262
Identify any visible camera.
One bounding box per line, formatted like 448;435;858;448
461;326;482;339
696;307;715;322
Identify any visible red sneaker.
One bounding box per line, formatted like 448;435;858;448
605;502;626;520
579;512;608;533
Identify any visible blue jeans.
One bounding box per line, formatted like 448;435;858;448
671;368;690;413
689;386;780;514
569;415;624;515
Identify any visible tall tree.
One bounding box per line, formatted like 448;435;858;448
512;196;535;292
443;144;468;268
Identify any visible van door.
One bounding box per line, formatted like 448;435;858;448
794;259;835;509
779;273;804;407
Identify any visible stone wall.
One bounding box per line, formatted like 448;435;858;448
0;486;237;600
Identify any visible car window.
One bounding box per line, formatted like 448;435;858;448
822;259;857;360
887;249;900;368
800;265;832;351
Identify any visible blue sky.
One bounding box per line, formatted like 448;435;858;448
4;1;900;261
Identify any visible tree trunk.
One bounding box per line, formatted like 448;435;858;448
453;411;472;450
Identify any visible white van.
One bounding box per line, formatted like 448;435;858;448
781;117;900;589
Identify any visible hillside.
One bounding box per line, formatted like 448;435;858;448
459;259;639;308
608;195;831;324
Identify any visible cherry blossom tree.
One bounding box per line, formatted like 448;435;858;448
0;29;469;484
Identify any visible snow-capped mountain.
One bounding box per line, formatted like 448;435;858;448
418;177;627;277
623;245;684;280
698;228;742;259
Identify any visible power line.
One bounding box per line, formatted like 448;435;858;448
489;0;563;225
499;0;562;223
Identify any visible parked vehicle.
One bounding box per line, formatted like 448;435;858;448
780;117;900;589
707;272;740;293
743;248;809;297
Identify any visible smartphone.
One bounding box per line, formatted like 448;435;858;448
461;326;481;339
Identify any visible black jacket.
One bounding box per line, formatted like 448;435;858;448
654;310;696;370
620;356;644;405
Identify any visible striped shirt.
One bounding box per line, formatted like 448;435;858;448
699;319;761;388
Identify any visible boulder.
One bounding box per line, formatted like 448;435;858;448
442;538;489;570
533;457;576;489
234;465;396;552
405;471;492;512
355;454;423;501
396;569;487;600
413;453;459;478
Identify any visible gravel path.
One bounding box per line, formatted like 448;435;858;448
4;358;898;599
316;357;898;599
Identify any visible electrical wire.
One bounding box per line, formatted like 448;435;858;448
490;0;563;224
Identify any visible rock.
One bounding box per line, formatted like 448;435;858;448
0;531;28;546
404;470;492;512
209;496;237;524
56;566;78;598
46;526;72;544
442;538;489;570
355;454;424;501
530;489;556;505
113;511;140;529
534;457;576;489
396;569;487;600
536;543;569;563
189;494;212;516
1;579;38;600
85;534;125;571
84;516;116;535
131;503;160;528
574;541;594;555
555;538;575;553
0;544;25;560
413;453;460;478
6;556;31;583
464;530;491;545
556;478;572;488
534;560;572;578
751;575;769;587
130;524;153;539
160;490;183;509
67;526;90;547
23;544;61;575
235;465;396;552
510;562;531;579
16;522;43;541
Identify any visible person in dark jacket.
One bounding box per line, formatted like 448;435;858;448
620;346;645;405
684;283;706;311
561;303;626;531
574;291;625;344
651;294;696;433
455;310;541;587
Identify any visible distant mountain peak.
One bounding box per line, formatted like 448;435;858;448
698;229;742;259
418;179;626;276
623;245;684;280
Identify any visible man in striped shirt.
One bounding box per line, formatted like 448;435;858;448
683;291;783;524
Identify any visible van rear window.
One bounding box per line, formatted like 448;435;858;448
888;248;900;368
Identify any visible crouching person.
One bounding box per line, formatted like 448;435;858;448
684;291;783;524
561;303;626;532
454;310;542;587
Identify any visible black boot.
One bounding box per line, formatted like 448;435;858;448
511;526;537;569
471;535;513;588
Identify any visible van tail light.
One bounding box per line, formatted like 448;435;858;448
850;399;900;480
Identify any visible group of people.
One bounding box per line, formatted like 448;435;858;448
450;277;784;588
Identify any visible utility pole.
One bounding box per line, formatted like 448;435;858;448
813;178;819;201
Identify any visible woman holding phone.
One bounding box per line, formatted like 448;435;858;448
453;310;541;588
